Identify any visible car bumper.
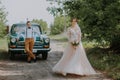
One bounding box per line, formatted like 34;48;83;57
9;48;51;53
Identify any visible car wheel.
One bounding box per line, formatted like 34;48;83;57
9;51;15;60
42;52;48;60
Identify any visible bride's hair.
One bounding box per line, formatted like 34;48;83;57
70;17;78;22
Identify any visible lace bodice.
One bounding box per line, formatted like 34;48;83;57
67;27;81;42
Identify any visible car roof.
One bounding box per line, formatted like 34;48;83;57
12;22;39;26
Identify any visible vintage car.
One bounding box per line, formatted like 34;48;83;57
7;22;51;60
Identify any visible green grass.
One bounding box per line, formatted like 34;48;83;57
49;33;68;42
0;38;9;60
0;38;8;50
86;48;120;80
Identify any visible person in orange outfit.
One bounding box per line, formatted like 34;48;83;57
25;21;36;63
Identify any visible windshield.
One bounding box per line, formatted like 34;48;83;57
10;24;42;35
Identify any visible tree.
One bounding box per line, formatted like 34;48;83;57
32;19;48;32
47;0;65;17
0;1;7;38
50;15;70;35
62;0;120;52
47;0;70;35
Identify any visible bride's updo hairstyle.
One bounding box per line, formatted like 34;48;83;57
71;17;78;22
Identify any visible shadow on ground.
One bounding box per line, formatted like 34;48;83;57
0;49;9;60
0;49;27;61
0;49;49;62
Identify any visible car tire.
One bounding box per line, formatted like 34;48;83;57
42;52;48;60
9;51;15;60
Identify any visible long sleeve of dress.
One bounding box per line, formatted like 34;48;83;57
77;27;81;42
67;28;72;43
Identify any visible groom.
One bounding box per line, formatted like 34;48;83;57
25;21;37;63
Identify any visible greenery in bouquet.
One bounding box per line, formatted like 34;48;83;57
71;41;79;46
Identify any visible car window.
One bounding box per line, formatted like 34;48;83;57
32;26;41;34
11;25;41;34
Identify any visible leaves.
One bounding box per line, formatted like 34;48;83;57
62;0;120;49
32;19;48;32
0;1;7;38
50;15;70;35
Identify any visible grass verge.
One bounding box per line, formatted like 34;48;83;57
49;33;68;42
0;38;9;60
86;47;120;80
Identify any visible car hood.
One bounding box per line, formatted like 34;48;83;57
10;32;47;41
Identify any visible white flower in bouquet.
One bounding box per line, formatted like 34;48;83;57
71;40;79;46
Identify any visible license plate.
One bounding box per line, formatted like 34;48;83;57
33;49;37;53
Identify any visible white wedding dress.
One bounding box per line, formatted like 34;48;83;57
52;24;96;76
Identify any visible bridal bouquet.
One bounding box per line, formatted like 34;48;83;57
71;41;79;49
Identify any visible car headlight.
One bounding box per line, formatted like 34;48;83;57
45;38;50;43
11;38;16;43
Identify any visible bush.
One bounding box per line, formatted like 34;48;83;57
87;47;120;80
50;15;70;35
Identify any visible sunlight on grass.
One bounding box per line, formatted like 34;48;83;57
82;41;95;48
49;33;68;42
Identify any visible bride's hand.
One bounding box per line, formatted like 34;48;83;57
73;46;77;49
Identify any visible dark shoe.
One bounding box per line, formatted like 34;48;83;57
28;60;31;63
33;58;37;62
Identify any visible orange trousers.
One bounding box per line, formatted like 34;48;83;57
25;38;35;61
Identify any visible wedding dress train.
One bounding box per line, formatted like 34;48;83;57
52;24;96;76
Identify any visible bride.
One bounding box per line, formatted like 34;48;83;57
52;18;96;76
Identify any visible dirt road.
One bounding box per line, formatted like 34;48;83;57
0;40;112;80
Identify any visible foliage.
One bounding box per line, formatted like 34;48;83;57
50;15;70;35
59;0;120;52
87;47;120;80
0;1;7;38
46;0;65;17
32;19;48;32
46;0;71;35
